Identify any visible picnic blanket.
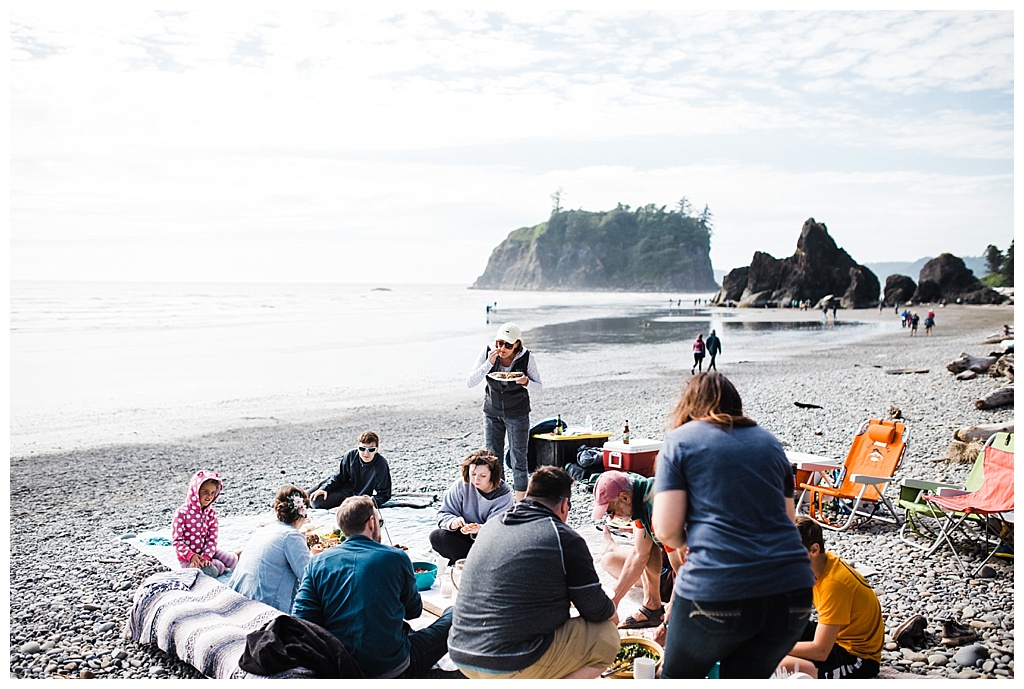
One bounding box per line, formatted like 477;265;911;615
121;503;441;581
122;503;456;677
124;569;315;679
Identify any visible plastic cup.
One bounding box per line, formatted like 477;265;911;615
633;656;656;679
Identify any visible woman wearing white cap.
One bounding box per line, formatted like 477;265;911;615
467;322;543;501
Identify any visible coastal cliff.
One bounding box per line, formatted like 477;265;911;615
472;204;718;292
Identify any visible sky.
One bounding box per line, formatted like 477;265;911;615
8;7;1015;285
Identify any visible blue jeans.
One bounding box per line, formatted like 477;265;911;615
400;608;453;678
484;412;530;492
660;588;813;679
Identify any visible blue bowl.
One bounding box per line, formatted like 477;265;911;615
411;561;438;591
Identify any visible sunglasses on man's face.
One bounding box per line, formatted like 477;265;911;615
358;446;377;453
495;340;515;349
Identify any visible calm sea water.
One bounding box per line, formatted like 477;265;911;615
9;281;884;457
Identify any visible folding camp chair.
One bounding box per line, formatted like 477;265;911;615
897;432;1006;552
793;418;908;531
923;433;1014;575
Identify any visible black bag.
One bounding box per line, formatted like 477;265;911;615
576;446;604;470
563;462;586;481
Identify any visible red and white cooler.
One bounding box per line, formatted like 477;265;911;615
602;439;663;477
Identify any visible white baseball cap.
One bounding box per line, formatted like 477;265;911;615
494;322;522;345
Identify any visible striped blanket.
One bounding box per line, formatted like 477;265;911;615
124;569;314;679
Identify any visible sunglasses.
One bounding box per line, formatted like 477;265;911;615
358;446;377;453
495;340;516;350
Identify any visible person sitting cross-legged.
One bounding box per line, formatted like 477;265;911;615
448;466;619;679
428;449;514;565
292;495;452;679
777;516;884;679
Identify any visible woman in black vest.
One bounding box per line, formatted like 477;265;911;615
467;323;544;501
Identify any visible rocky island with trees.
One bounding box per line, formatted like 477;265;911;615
472;199;717;292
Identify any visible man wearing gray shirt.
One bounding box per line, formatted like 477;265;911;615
448;467;619;679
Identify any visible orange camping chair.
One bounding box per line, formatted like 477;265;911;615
795;419;908;531
923;435;1014;575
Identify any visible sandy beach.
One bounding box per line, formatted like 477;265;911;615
8;302;1015;679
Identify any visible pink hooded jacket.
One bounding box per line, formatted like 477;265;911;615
171;469;223;565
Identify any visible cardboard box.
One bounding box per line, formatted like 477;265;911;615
602;439;663;477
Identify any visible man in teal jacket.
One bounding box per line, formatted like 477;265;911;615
292;495;452;678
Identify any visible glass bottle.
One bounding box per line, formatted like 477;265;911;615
555;414;563;435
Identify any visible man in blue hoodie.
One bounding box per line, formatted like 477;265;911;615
448;466;619;679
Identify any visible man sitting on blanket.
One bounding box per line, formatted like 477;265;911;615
292;495;452;678
593;471;686;629
448;467;619;679
309;430;392;510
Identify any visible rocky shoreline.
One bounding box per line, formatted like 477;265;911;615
9;304;1014;679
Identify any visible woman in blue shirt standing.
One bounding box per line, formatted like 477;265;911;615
652;372;814;679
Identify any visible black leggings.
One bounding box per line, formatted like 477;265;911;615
429;528;475;565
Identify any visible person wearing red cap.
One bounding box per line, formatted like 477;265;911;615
593;470;686;630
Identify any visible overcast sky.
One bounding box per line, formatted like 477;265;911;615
9;8;1014;285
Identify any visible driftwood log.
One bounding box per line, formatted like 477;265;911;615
974;385;1014;410
991;352;1014;381
953;420;1015;443
947;352;998;374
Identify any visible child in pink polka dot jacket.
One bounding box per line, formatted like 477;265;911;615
171;469;239;577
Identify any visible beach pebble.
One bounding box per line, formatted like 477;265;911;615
952;645;989;667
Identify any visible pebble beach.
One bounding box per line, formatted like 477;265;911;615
8;303;1015;680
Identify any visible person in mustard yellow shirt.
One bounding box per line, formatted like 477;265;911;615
778;517;884;679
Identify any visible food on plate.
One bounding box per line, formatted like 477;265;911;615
305;533;320;548
414;567;431;574
605;640;661;677
393;543;409;551
488;371;525;381
459;522;480;534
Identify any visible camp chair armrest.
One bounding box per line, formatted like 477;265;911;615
935;487;970;498
793;461;841;473
900;478;960;491
848;474;893;486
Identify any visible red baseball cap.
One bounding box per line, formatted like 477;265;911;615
591;471;632;520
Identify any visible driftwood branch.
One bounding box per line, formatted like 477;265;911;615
974;385;1014;410
953;421;1015;443
947;352;998;374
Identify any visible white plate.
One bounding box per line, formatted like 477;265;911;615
487;372;525;381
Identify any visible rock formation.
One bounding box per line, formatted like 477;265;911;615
911;254;1004;304
710;218;879;308
472;205;718;292
883;275;917;305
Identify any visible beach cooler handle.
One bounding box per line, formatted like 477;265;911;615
608;451;623;469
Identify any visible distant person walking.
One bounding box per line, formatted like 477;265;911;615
705;330;722;371
910;312;920;337
690;333;706;375
923;313;934;336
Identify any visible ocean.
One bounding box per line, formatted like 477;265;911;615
9;281;887;457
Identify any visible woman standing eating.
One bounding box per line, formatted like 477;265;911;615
429;449;514;565
652;372;814;678
467;323;543;502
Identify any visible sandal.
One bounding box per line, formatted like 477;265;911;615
619;605;664;629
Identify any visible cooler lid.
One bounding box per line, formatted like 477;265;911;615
603;439;663;453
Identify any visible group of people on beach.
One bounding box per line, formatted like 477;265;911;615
169;350;885;678
900;307;936;336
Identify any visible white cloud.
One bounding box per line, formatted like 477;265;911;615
10;9;1014;282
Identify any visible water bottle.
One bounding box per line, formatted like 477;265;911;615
585;415;593;433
